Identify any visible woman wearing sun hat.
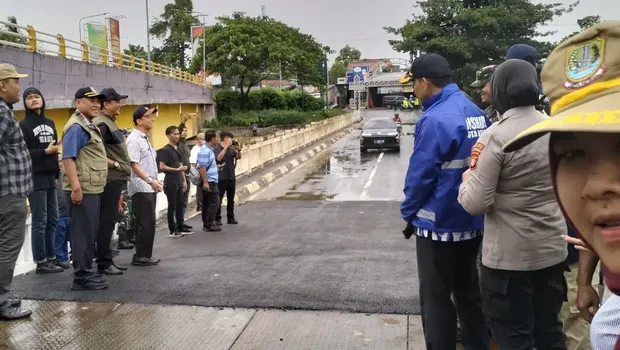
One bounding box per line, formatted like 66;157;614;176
504;20;620;350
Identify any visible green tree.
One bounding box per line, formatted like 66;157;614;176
149;0;200;69
385;0;578;88
0;16;27;46
328;45;361;84
123;44;148;60
192;12;326;110
560;15;601;43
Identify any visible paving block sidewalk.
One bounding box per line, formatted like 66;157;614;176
0;300;426;350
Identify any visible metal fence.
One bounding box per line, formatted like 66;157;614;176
0;20;211;87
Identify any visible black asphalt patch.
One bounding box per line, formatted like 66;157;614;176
11;201;420;315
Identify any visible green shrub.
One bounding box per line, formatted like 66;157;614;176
258;88;287;110
214;89;241;116
204;109;347;129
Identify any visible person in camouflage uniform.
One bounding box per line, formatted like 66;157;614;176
116;127;134;249
470;65;499;123
116;189;134;248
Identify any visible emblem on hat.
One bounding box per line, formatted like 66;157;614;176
564;37;606;89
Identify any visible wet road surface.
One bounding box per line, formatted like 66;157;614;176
252;109;420;202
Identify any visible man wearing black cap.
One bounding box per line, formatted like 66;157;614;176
92;88;132;276
400;54;490;349
126;105;162;266
62;87;109;290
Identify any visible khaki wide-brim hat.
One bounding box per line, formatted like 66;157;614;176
504;21;620;152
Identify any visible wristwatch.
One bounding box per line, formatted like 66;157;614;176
113;161;120;169
146;178;153;184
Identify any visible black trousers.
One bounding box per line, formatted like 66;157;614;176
66;192;100;279
201;182;219;227
196;182;203;211
216;179;236;221
416;235;489;350
96;180;124;269
131;192;157;258
182;176;190;218
480;263;567;350
164;184;184;233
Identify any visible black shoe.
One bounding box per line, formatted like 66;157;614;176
132;256;160;266
128;238;136;244
71;274;109;291
179;228;194;235
169;231;184;238
51;259;71;269
227;218;238;225
36;261;64;274
203;224;222;232
113;263;128;271
182;224;193;230
7;299;21;307
98;265;123;275
0;302;32;320
111;249;120;257
215;220;223;226
117;240;134;250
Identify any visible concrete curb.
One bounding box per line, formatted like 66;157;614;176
222;129;352;206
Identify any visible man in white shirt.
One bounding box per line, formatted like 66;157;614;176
190;133;204;211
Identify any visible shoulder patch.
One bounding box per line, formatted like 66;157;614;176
469;142;485;170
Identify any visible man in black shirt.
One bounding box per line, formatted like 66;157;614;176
214;131;242;225
159;126;191;238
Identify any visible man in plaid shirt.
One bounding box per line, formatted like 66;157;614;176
0;63;33;321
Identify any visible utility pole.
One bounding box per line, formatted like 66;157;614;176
146;0;152;87
146;0;151;66
324;53;328;108
279;61;282;90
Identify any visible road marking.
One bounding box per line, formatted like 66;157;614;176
360;152;384;198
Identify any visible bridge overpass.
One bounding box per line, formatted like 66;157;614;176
0;20;214;148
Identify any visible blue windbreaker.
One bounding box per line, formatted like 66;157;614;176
401;83;490;233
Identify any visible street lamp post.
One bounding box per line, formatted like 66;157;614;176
78;12;108;43
171;9;208;81
146;0;151;75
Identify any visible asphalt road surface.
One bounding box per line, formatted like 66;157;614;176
12;109;425;315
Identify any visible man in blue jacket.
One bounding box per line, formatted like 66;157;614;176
401;53;490;350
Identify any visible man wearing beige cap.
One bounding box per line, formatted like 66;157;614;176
503;21;620;350
0;63;33;320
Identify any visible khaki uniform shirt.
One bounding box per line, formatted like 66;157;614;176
458;106;567;271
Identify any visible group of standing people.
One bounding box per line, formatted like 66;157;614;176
0;61;244;320
401;21;620;349
0;69;153;319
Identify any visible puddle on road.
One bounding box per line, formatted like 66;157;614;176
276;192;336;201
273;137;385;201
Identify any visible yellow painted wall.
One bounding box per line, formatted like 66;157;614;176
15;103;202;150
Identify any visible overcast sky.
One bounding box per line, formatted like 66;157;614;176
1;0;617;63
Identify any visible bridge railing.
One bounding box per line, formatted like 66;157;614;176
0;20;211;87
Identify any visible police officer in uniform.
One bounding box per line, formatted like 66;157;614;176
470;65;499;123
61;87;109;290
